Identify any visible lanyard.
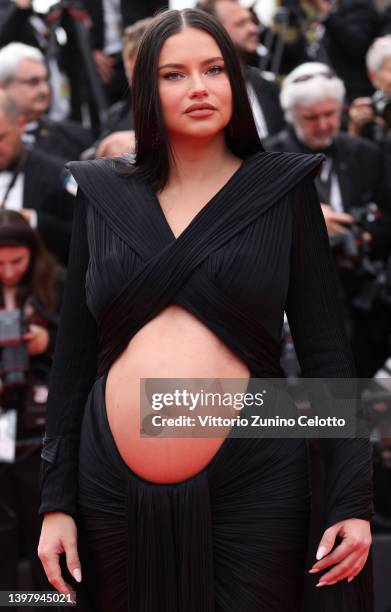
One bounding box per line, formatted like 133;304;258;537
0;150;29;210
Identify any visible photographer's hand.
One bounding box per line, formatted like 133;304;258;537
23;324;49;356
96;130;136;158
348;98;376;137
15;0;33;9
321;204;353;236
92;50;115;85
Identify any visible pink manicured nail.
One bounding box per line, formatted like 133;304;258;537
72;569;82;583
316;581;327;587
316;546;326;560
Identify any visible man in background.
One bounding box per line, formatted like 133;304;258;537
197;0;285;139
265;62;391;377
0;42;93;162
0;91;74;264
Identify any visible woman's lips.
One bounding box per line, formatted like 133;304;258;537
185;108;216;117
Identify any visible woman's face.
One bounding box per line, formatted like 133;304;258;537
0;246;31;287
157;27;233;142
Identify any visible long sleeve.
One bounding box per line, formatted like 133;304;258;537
39;190;98;520
285;176;373;529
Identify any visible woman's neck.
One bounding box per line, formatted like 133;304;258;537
164;134;240;191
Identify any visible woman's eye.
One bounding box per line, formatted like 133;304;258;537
207;65;225;75
163;71;184;80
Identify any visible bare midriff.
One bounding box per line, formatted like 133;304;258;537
105;304;250;484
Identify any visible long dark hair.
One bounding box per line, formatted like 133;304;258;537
121;8;263;191
0;210;58;313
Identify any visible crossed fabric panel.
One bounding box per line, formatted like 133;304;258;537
68;151;323;381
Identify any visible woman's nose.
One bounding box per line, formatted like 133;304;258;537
188;74;208;97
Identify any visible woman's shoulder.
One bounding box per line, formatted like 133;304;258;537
245;149;325;181
66;155;135;189
66;155;146;221
239;150;325;204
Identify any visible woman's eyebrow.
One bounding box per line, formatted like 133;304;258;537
158;56;224;70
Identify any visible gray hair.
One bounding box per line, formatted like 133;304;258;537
280;62;346;123
0;91;21;123
0;43;45;82
366;36;391;73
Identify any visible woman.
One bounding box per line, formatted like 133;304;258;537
0;210;60;595
38;9;373;612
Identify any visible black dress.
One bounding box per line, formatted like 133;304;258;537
39;151;373;611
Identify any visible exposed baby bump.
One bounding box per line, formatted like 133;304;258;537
104;305;249;483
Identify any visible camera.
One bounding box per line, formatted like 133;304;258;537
330;202;380;260
371;90;391;128
0;309;30;389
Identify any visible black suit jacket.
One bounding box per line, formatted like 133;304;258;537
83;0;168;49
30;118;94;164
21;149;74;264
244;66;285;138
265;128;386;210
264;127;391;257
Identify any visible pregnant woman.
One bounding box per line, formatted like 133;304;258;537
38;9;373;612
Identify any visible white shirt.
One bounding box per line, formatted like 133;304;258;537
0;171;37;228
320;157;343;213
246;80;269;139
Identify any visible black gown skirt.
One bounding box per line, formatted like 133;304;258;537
74;373;312;612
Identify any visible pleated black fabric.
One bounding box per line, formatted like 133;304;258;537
76;373;310;612
39;151;374;611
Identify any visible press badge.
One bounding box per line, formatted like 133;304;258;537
0;408;17;463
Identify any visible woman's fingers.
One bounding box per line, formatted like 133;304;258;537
65;536;82;584
38;513;80;597
315;550;369;586
37;546;73;594
310;538;354;572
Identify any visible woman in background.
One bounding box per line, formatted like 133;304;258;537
0;210;61;600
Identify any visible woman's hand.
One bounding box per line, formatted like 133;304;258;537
23;324;49;356
309;518;372;586
38;512;82;598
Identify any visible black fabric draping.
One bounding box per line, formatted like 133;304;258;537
39;152;373;611
74;373;310;612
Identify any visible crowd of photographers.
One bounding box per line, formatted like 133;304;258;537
0;0;391;598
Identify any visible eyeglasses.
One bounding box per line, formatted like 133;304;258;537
291;69;336;83
9;76;49;87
